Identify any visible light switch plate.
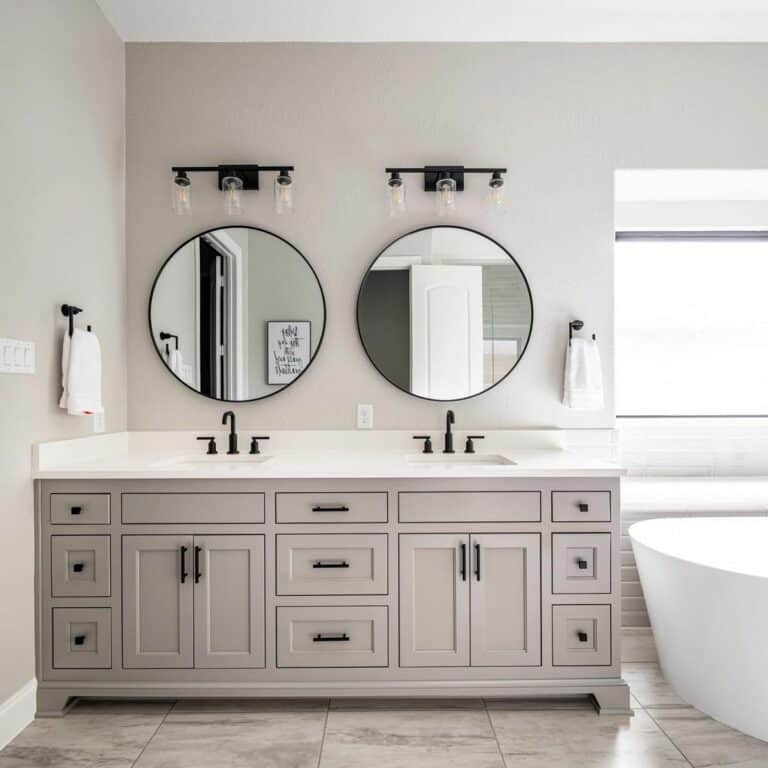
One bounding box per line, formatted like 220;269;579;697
357;404;374;429
93;411;105;433
0;338;35;374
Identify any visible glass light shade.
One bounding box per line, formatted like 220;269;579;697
387;174;406;216
274;172;294;214
436;176;457;217
171;173;191;215
222;176;244;216
488;173;506;213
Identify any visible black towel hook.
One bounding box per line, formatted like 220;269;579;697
61;304;83;338
568;319;584;347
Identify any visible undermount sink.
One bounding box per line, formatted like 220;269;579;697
151;455;273;471
406;454;516;468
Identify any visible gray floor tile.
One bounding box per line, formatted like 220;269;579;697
329;696;484;710
623;663;691;708
490;708;689;767
649;708;768;767
320;708;504;767
485;695;595;711
134;711;326;768
171;697;328;714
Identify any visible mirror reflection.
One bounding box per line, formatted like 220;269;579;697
357;226;532;401
149;227;325;401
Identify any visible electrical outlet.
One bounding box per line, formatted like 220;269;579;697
357;404;374;429
93;411;105;433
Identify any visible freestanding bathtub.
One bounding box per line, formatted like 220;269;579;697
630;517;768;741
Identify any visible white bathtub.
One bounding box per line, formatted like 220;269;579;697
630;517;768;741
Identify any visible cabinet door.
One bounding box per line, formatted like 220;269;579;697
399;534;469;667
470;533;541;666
123;535;193;669
193;535;265;668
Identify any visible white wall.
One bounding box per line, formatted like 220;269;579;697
0;0;125;704
125;43;768;430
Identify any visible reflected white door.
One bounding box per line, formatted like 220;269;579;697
410;265;483;399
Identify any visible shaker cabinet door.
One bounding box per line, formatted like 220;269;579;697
470;533;541;666
122;535;194;669
399;534;470;667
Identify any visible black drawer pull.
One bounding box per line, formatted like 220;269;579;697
311;505;350;512
577;502;589;512
313;633;350;642
576;558;589;570
73;634;86;646
180;546;188;583
72;562;85;573
313;560;350;569
577;631;588;642
70;506;82;515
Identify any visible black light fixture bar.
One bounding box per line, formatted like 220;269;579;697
385;165;507;192
171;164;294;191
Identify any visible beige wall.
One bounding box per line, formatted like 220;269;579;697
125;43;768;431
0;1;125;701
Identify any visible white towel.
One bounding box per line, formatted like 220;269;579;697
59;328;103;415
168;348;183;376
563;337;604;410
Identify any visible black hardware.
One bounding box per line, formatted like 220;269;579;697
578;502;589;512
249;436;270;455
159;331;179;359
180;546;188;583
72;562;85;573
312;561;350;569
576;558;589;570
73;634;86;646
385;166;507;194
577;631;589;642
444;410;455;454
413;435;433;454
171;164;294;192
194;546;202;583
459;542;467;581
61;304;85;338
465;435;485;454
70;506;82;516
196;436;218;455
311;505;350;512
312;633;350;642
474;542;481;581
222;411;238;454
569;319;584;346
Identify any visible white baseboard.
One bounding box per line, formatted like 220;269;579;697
622;627;658;663
0;680;36;750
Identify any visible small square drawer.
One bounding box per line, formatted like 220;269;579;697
276;493;387;524
277;606;388;667
277;534;388;595
52;607;111;669
51;494;110;525
51;536;111;597
552;533;611;594
552;491;611;523
552;604;611;666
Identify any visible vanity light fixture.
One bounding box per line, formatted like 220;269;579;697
170;164;295;216
436;172;457;217
274;169;294;215
386;171;406;217
488;170;506;212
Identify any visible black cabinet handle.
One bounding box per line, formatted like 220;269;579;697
73;634;86;646
194;546;202;583
312;560;350;569
459;542;467;581
180;546;188;583
72;562;85;573
578;502;589;512
311;505;350;512
312;633;350;642
576;558;589;570
70;506;82;516
577;631;588;642
474;543;481;581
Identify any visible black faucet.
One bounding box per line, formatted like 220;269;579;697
222;411;238;455
443;410;455;454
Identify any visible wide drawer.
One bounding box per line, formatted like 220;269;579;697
50;493;110;525
122;493;265;524
275;492;387;524
276;606;388;667
52;607;112;669
51;535;111;597
552;604;611;666
552;533;611;594
399;491;540;523
552;491;611;523
276;534;388;595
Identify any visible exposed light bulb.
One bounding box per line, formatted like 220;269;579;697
171;171;191;215
222;175;244;216
436;175;457;217
274;170;294;214
387;172;406;216
488;171;505;213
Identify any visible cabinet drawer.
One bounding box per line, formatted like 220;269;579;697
399;491;540;523
276;534;388;595
552;533;611;594
51;536;111;597
552;491;611;522
552;604;611;666
276;606;388;667
51;494;110;525
276;493;387;524
122;493;264;524
52;607;111;669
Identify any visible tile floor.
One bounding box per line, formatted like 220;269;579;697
2;664;768;767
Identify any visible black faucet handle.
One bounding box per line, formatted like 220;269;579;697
464;435;485;454
249;436;270;455
413;435;434;454
196;436;218;455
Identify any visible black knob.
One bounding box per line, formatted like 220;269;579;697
72;562;85;573
73;634;86;646
576;558;589;570
413;435;433;454
250;436;270;455
578;502;589;512
577;631;588;642
196;436;217;455
70;506;82;515
465;435;485;454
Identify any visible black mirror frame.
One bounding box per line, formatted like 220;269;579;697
148;225;327;403
356;225;534;403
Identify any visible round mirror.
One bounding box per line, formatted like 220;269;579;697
357;226;532;401
149;226;325;402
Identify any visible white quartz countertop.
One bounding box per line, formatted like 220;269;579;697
32;430;622;480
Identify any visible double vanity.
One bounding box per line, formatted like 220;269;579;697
33;427;629;716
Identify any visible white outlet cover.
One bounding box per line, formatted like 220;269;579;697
93;412;106;433
0;338;35;374
357;403;374;429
